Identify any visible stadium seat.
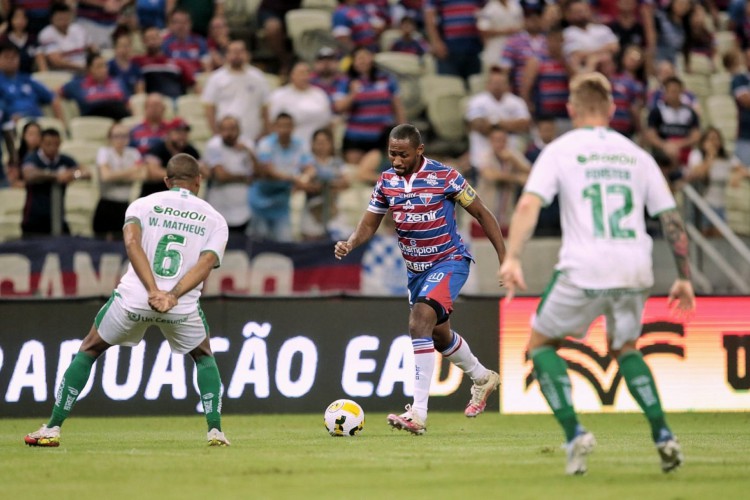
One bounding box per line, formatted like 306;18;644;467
715;30;738;56
426;93;467;141
710;72;732;95
374;52;423;77
379;29;402;52
16;116;66;139
686;53;714;75
705;94;738;142
119;115;142;131
419;74;465;99
285;9;331;59
468;73;487;95
69;116;115;143
194;72;212;93
176;94;206;121
185;117;213;142
32;71;73;92
680;73;711;99
264;72;281;91
61;141;103;171
64;180;98;237
0;187;24;242
301;0;336;10
726;180;750;235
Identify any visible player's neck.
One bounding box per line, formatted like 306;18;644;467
575;118;610;129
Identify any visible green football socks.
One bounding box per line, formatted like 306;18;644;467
530;346;579;442
618;350;668;442
196;355;223;432
48;352;96;428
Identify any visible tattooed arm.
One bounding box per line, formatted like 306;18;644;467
658;208;696;313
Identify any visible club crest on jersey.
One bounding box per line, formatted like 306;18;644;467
419;193;433;205
425;173;439;186
387;175;400;187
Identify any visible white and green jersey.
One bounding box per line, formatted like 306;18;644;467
117;187;229;314
525;127;675;289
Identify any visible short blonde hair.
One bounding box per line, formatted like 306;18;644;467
568;72;612;117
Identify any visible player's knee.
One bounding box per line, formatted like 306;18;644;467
409;303;438;338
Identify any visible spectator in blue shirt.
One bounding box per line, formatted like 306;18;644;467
248;112;316;242
107;28;144;96
61;52;131;120
0;42;64;123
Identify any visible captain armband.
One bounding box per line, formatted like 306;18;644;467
455;184;478;207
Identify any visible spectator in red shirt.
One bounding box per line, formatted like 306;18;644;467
129;92;170;155
61;52;131;120
133;25;195;98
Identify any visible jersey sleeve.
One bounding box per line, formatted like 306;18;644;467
367;178;389;214
123;197;147;227
523;144;559;206
643;153;677;217
202;216;229;268
444;168;473;205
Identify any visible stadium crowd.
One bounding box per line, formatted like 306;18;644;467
1;0;750;243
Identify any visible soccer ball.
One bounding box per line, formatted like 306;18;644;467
324;399;365;437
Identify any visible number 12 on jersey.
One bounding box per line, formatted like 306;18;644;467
582;183;635;239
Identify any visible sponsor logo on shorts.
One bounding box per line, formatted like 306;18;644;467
426;272;445;283
127;311;189;325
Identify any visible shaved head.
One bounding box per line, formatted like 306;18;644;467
166;153;200;180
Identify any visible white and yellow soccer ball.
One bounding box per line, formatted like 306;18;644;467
324;399;365;437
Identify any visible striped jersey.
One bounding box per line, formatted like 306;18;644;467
368;157;473;273
500;31;548;93
424;0;484;52
532;54;569;119
336;73;399;142
610;73;644;137
332;5;379;51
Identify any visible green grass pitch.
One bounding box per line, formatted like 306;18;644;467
2;412;749;499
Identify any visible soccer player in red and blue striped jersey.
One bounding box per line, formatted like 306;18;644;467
335;124;507;434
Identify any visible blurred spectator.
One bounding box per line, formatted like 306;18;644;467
133;26;195;99
356;125;397;185
76;0;126;49
390;15;430;57
684;2;715;73
136;0;174;30
524;117;561;235
108;28;145;96
465;69;531;174
607;0;649;62
520;24;570;124
685;126;743;234
424;0;484;82
18;119;42;159
1;0;53;37
499;6;547;94
477;0;524;71
248;112;315;242
360;0;390;28
310;46;347;105
477;126;530;233
93;123;145;240
645;76;701;169
733;1;750;50
732;48;750;165
0;7;47;73
256;0;301;74
202;40;269;145
562;0;619;73
267;61;333;151
206;16;230;70
654;0;691;64
0;43;65;124
21;128;88;236
130;92;170;155
61;53;131;121
301;128;350;240
205;115;255;233
161;8;210;79
334;46;405;164
647;59;700;111
393;0;425;29
142;117;202;197
333;0;381;53
38;3;90;73
176;0;224;37
598;48;645;138
13;120;43;185
0;113;15;187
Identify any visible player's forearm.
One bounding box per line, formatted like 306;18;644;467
472;202;507;264
168;252;217;299
346;214;381;250
124;230;159;293
506;194;541;260
659;208;692;280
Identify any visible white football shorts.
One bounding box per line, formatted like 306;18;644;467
532;271;648;350
94;292;209;354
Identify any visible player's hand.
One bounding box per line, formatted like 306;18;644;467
667;279;696;320
499;258;527;304
334;241;351;260
148;290;178;313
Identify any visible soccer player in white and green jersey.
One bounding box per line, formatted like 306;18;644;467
500;72;696;475
25;153;231;447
